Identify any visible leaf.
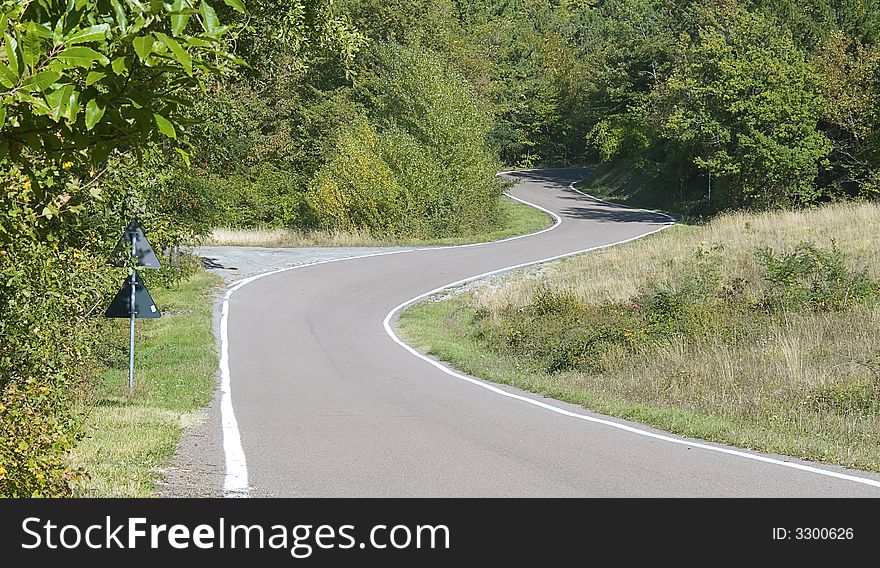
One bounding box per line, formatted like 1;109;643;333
172;13;190;36
133;35;153;61
46;86;67;121
154;113;176;138
15;91;51;114
111;56;128;74
64;24;110;45
222;0;246;12
175;147;190;166
21;70;61;91
200;1;220;34
31;24;53;39
111;0;129;34
85;98;105;130
154;32;192;74
170;0;192;38
5;34;20;79
0;64;17;88
85;71;106;86
46;84;76;122
0;106;6;130
185;37;212;47
57;46;110;68
62;87;80;122
22;26;43;70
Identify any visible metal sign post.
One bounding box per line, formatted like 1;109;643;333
128;232;137;395
105;219;162;396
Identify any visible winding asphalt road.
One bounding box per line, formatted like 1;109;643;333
223;168;880;497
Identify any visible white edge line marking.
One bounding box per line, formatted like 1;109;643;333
219;249;415;497
382;175;880;491
218;169;565;497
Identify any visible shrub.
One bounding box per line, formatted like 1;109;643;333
0;238;116;497
207;167;307;230
635;245;726;337
757;241;877;311
306;45;504;238
306;118;406;234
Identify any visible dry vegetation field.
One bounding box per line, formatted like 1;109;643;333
401;202;880;471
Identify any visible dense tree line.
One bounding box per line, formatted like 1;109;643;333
189;0;880;225
505;0;880;210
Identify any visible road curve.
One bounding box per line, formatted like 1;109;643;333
225;168;880;497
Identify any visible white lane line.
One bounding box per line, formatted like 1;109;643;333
217;170;576;497
417;192;562;250
382;185;880;492
218;297;247;498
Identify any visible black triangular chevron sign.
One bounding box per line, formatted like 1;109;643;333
104;270;162;319
109;218;161;268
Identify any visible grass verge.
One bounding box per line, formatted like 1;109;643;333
578;160;702;220
68;269;222;497
399;202;880;473
205;195;550;248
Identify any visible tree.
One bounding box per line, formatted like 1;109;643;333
813;31;880;197
654;2;832;206
572;0;682;165
0;0;242;497
1;0;243;168
747;0;880;48
307;45;503;238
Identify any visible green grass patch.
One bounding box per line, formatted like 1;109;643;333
68;269;222;497
399;296;880;472
417;195;551;246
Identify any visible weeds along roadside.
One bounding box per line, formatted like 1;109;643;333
203;195;549;248
400;202;880;472
65;257;222;498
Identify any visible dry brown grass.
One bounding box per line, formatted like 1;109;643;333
403;201;880;471
207;227;383;248
203;195;551;249
474;202;880;310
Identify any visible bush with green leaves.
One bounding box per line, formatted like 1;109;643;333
1;0;244;168
757;241;877;311
0;236;117;496
307;45;503;238
0;0;242;497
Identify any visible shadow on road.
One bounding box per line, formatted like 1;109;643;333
201;257;238;271
504;168;671;224
558;204;670;224
502;167;591;185
552;193;671;224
